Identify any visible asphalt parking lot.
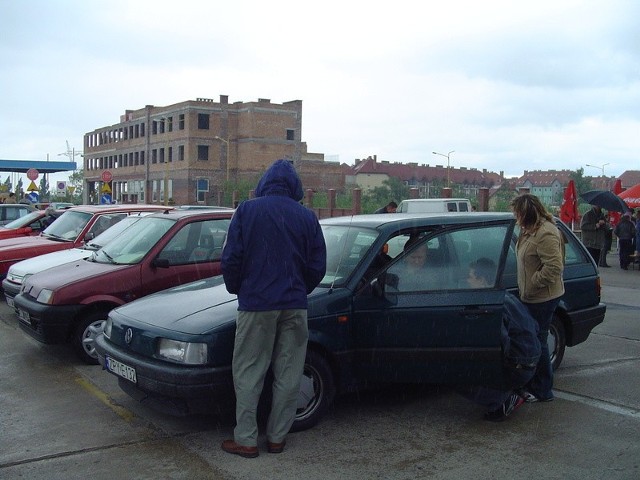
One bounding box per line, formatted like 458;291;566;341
1;253;639;480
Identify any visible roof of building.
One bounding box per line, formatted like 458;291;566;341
351;156;503;186
517;170;574;187
619;170;640;189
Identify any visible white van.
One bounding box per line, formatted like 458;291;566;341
396;198;472;213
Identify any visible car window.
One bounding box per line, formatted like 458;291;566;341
86;213;127;239
98;217;174;264
158;218;231;266
42;210;93;240
3;210;42;228
385;224;510;292
320;225;378;287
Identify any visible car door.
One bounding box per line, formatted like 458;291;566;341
351;220;514;387
139;217;231;296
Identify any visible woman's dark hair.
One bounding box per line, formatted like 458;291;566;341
510;193;553;229
469;257;496;284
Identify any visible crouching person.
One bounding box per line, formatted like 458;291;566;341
460;290;541;422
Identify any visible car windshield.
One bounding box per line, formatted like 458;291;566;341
83;214;151;251
2;211;42;228
319;225;379;287
41;210;92;241
94;217;174;265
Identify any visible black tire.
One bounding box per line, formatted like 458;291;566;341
548;314;566;371
290;350;336;432
73;310;109;365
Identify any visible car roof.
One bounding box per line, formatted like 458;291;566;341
320;212;514;228
63;204;173;214
144;208;235;220
399;198;470;203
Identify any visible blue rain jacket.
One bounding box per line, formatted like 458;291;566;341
221;160;327;311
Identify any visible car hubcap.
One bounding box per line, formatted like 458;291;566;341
296;365;322;421
82;320;106;358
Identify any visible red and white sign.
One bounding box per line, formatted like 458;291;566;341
101;170;113;183
26;168;39;181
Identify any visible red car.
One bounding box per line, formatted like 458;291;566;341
14;209;232;363
0;210;64;240
0;204;170;281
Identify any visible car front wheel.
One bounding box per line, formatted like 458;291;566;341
290;350;336;432
548;314;566;371
74;310;109;365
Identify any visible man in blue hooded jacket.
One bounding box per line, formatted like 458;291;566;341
220;159;326;458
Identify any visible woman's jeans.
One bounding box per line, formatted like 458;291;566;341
523;298;561;400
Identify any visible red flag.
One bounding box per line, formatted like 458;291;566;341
560;180;579;226
609;179;624;227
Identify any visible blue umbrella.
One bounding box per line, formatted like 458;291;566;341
580;190;630;213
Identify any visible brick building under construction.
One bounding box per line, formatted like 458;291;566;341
82;95;343;205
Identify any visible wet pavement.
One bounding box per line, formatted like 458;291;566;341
1;252;639;479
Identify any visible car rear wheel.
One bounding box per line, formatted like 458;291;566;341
74;311;109;365
290;350;336;432
548;314;566;371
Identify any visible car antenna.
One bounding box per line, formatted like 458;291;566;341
328;214;355;294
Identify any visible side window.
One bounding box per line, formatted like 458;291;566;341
385;225;509;292
158;219;232;266
87;213;126;238
386;234;446;292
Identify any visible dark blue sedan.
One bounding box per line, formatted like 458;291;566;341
95;212;605;431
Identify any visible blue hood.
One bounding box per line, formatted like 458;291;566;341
254;159;304;201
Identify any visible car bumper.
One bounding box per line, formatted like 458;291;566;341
566;302;606;346
13;293;83;344
94;334;234;415
2;279;21;309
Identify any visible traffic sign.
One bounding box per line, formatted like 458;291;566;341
27;168;39;181
27;181;39;192
100;193;112;204
101;170;113;183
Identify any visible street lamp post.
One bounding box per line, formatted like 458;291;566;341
432;150;455;188
586;163;610;188
214;136;231;182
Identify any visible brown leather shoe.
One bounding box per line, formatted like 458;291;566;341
221;439;259;458
267;440;286;454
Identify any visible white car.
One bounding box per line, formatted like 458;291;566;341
2;212;153;309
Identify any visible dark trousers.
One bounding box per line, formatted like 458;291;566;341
587;247;601;266
619;239;633;269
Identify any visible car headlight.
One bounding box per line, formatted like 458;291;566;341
36;288;54;304
157;339;207;365
103;318;112;339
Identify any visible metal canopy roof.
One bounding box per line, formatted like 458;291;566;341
0;159;78;174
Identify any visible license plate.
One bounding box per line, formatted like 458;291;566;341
5;296;14;308
106;356;137;384
17;309;30;324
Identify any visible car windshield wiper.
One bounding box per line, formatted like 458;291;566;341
41;233;73;242
98;250;117;264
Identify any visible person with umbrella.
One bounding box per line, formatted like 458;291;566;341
580;205;609;266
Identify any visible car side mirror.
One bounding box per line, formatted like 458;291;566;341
152;258;171;268
84;232;95;241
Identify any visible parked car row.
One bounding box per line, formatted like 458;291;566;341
1;210;606;432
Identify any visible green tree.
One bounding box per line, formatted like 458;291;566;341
39;176;50;200
493;179;518;212
67;170;84;203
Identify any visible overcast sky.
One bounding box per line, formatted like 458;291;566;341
1;0;639;189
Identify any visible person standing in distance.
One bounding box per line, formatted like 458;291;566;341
220;159;327;458
510;194;565;403
580;204;608;266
